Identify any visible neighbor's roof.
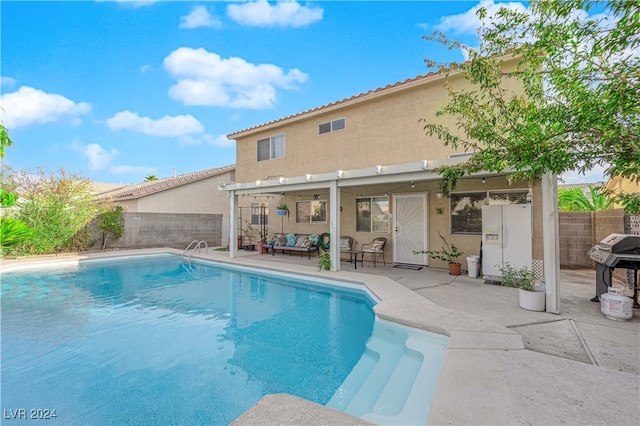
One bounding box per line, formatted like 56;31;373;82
97;164;235;201
90;182;128;195
558;182;605;191
227;71;444;138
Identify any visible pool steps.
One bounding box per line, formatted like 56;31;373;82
327;321;448;425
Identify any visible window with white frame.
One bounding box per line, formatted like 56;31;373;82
296;200;327;224
318;117;346;135
256;134;285;162
250;202;269;226
356;196;389;233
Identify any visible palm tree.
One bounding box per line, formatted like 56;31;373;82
144;175;158;182
558;186;613;212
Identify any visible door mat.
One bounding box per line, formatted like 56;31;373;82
394;263;424;270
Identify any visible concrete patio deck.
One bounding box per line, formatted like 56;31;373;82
233;249;640;425
3;248;639;425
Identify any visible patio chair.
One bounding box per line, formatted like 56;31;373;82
361;237;386;267
339;236;354;252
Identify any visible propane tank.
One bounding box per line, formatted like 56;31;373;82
600;287;633;321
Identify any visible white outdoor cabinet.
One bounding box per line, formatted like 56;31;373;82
482;204;532;280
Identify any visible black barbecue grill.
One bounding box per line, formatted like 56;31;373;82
588;233;640;307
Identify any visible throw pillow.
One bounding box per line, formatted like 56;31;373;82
340;238;351;250
296;236;308;247
371;240;384;250
308;234;319;245
276;235;287;246
286;233;298;247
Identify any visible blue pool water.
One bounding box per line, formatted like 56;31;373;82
1;255;376;425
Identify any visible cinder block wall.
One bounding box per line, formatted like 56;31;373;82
559;211;594;268
94;213;222;250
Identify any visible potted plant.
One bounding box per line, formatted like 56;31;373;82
318;252;331;271
276;203;289;217
414;232;462;275
500;263;545;311
256;231;269;254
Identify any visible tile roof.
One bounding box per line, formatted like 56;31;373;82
97;164;235;201
558;182;605;190
227;70;444;138
90;182;128;195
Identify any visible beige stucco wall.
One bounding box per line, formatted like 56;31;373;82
233;59;524;183
232;56;543;271
116;171;234;246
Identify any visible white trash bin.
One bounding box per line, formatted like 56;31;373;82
466;255;480;278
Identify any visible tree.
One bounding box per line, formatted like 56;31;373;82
97;205;126;249
423;0;639;195
0;123;13;159
558;186;613;211
2;167;103;254
144;174;158;181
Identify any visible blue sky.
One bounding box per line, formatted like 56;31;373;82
1;0;604;184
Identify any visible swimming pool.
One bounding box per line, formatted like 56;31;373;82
1;254;447;425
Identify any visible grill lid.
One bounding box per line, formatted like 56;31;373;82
596;234;640;254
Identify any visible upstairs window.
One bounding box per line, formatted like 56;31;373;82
319;118;346;134
257;134;285;162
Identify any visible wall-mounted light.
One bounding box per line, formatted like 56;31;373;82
411;181;415;188
481;178;486;184
314;194;320;200
384;192;388;197
436;192;444;199
527;187;533;203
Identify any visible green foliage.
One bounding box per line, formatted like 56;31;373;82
500;263;536;291
0;188;18;207
0;217;34;252
614;192;640;215
2;167;103;255
318;251;332;270
97;205;126;249
0;123;13;159
414;231;462;264
558;186;613;211
423;0;639;193
144;174;158;181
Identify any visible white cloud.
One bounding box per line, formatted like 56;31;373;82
180;6;223;29
178;133;235;147
0;86;90;129
140;64;154;73
106;110;204;137
433;0;528;35
97;0;157;8
560;164;608;184
227;0;323;28
85;143;118;171
164;47;308;108
109;165;158;174
1;77;16;88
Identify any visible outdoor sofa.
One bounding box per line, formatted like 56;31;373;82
263;233;320;259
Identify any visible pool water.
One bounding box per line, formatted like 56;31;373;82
1;255;376;425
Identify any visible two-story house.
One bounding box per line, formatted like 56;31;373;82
220;56;560;313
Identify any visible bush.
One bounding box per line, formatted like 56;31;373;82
499;263;536;291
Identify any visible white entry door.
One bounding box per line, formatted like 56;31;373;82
393;193;428;265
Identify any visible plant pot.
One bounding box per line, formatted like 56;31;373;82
519;288;546;311
276;209;288;216
257;242;268;254
448;262;462;275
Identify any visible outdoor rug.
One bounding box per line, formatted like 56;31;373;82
393;263;424;270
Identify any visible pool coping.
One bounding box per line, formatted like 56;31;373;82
6;249;638;425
